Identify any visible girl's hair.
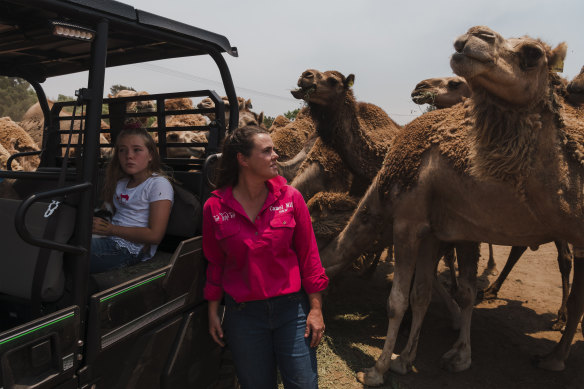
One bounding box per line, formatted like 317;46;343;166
102;127;165;204
215;125;270;188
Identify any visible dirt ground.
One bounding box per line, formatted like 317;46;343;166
314;243;584;389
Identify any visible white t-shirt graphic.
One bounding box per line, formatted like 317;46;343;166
111;174;174;260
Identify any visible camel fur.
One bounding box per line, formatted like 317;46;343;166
0;117;40;171
320;26;584;385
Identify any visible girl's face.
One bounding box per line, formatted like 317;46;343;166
117;134;152;177
238;133;279;180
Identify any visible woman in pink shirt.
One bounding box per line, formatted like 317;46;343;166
203;125;328;389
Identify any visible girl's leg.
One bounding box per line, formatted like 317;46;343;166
89;237;138;273
273;293;318;389
223;296;278;389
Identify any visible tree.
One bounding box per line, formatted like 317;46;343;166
284;108;300;121
263;115;275;128
0;76;37;121
109;84;135;96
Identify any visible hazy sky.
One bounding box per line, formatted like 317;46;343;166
42;0;584;125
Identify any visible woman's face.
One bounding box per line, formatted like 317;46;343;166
238;133;279;180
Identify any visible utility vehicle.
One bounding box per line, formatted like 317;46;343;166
0;1;239;387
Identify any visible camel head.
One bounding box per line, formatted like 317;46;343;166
164;97;194;111
450;26;567;107
411;76;471;108
291;69;355;106
567;66;584;105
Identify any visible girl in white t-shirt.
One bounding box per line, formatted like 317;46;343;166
90;127;174;274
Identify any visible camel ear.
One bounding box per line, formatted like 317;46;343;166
549;42;567;73
257;111;264;125
246;99;253;109
345;74;355;88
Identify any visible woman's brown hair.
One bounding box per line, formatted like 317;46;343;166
215;125;270;188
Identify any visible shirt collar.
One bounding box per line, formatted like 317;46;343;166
212;175;287;201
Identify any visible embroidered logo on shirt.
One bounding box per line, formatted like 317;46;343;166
213;211;235;222
269;202;294;214
120;193;129;202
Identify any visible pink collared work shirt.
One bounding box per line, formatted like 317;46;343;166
203;176;329;303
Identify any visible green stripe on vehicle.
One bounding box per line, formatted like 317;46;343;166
0;312;75;346
100;272;166;303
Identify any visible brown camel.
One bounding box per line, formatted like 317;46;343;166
320;26;582;385
291;69;401;183
0;117;40;171
411;76;574;331
411;76;472;109
567;66;584;105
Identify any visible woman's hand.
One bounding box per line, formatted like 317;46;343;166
92;216;114;235
208;300;225;347
305;292;325;347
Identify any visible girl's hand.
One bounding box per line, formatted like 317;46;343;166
92;216;113;235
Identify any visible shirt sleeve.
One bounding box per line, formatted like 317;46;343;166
202;199;225;301
291;188;329;294
147;176;174;204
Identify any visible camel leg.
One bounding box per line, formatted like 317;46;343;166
478;245;527;300
552;240;572;331
440;241;479;372
442;247;458;295
355;223;422;386
486;243;498;275
389;234;441;374
433;276;461;331
536;252;584;371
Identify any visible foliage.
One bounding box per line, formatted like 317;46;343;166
0;76;37;121
284;108;300;121
109;84;135;96
263;115;275;128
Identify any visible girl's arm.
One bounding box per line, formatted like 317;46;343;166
92;199;172;244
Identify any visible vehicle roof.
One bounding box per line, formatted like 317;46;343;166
0;0;238;82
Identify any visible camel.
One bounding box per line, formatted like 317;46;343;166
19;100;112;158
320;26;583;385
106;90;155;126
567;66;584;105
151;97;209;159
197;96;264;128
0;117;40;171
291;69;401;184
411;76;472;109
411;76;574;330
0;141;22;171
268;115;291;131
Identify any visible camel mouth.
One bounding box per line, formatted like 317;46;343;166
291;85;316;100
451;51;492;66
411;91;435;104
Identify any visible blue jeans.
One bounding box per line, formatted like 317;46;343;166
224;291;318;389
90;237;141;273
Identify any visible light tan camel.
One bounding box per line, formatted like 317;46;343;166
197;96;264;128
19;100;111;158
0;117;40;171
151;97;208;158
411;76;472;109
0;141;22;171
320;26;581;385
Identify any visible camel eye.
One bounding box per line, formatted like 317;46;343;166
520;45;544;69
447;80;462;89
327;77;339;86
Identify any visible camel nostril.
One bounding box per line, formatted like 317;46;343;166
303;71;314;79
454;38;466;53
